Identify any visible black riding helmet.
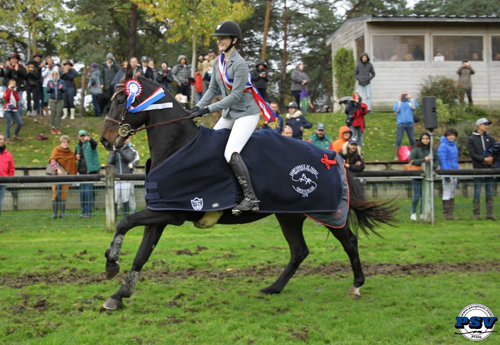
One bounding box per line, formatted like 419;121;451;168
212;20;242;39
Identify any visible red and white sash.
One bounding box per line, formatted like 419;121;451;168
218;52;276;123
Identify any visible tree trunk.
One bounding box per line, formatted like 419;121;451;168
280;0;288;109
261;0;273;61
79;65;87;117
129;2;138;59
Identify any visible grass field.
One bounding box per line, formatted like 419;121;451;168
1;216;499;344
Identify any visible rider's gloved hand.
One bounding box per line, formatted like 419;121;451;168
189;106;199;115
192;106;210;118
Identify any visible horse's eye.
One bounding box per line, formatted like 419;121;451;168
117;99;124;104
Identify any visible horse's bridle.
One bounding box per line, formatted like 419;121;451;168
105;84;198;138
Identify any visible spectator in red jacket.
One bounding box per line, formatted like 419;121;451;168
3;79;23;144
194;71;203;102
345;92;368;149
0;132;15;229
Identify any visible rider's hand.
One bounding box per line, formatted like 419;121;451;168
193;106;210;117
189;106;200;115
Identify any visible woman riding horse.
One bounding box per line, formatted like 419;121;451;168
189;21;274;216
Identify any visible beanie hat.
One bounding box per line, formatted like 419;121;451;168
106;53;114;60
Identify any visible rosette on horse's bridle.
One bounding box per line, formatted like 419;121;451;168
107;79;197;138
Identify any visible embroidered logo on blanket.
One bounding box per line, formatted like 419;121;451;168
290;164;319;197
191;197;203;211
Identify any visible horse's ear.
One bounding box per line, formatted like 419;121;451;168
125;62;134;80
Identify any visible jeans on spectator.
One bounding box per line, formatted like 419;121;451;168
395;123;416;147
80;183;94;215
26;85;39;112
92;94;102;117
17;90;24;116
412;179;422;214
0;185;7;212
4;110;23;139
63;86;76;110
195;92;203;103
464;88;473;105
357;84;371;110
349;126;363;147
473;177;494;200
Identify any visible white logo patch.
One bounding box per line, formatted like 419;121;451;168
290;164;318;197
191;197;203;211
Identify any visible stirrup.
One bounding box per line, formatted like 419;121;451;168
232;197;260;216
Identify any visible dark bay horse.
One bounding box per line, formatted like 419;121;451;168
99;67;397;310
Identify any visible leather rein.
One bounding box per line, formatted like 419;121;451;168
104;86;198;138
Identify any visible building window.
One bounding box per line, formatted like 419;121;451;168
433;36;483;61
355;36;365;59
372;35;425;61
492;36;500;61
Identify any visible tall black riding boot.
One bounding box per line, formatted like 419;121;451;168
123;202;130;216
228;152;259;216
59;201;66;219
52;201;58;219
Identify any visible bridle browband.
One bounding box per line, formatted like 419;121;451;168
105;83;198;138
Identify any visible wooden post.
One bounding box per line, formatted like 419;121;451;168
422;134;435;224
105;165;116;231
79;65;87;117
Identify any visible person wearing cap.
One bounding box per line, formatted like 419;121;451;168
46;70;66;135
189;20;270;215
3;53;27;116
171;54;192;102
308;123;333;150
75;129;100;218
457;59;475;105
88;63;103;117
60;59;78;120
285;101;312;140
138;56;154;80
290;62;310;109
251;60;269;100
101;53;120;114
340;137;365;173
25;60;41;116
467;118;498;220
333;126;353;153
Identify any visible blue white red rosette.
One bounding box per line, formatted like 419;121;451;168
125;79;143;109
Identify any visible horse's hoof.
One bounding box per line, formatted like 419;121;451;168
102;297;123;310
260;286;281;295
106;262;120;279
347;285;361;298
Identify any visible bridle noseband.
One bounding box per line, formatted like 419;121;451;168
105;83;198;138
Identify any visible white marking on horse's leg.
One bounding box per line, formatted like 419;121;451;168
347;285;361;297
120;271;140;297
194;211;224;229
108;234;124;261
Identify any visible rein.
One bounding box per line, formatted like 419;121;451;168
106;85;198;137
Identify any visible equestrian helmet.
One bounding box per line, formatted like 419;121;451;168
287;102;299;109
212;21;242;39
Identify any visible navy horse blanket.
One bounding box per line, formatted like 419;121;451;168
145;127;348;226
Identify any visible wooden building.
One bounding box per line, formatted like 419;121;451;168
326;15;500;110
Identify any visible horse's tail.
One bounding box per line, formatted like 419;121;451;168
346;169;399;237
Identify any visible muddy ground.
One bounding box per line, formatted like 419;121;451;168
1;259;499;289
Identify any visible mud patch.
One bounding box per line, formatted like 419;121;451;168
0;260;499;288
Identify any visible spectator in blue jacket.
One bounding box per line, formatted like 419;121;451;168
285;101;312;140
438;128;459;220
393;91;419;160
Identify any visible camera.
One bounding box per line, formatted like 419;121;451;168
401;93;408;101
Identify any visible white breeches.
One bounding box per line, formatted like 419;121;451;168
213;113;260;162
442;177;458;200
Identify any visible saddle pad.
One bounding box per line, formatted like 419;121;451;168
145;126;343;213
